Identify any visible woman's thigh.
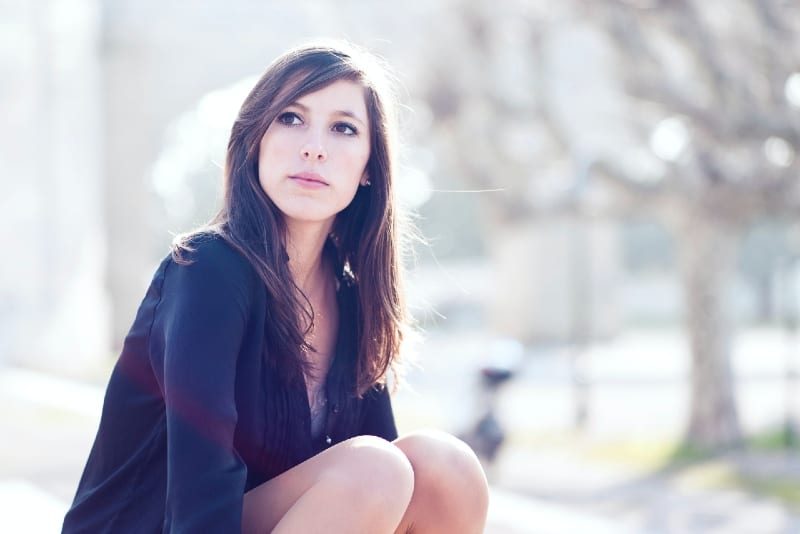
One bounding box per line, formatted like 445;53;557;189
241;435;414;534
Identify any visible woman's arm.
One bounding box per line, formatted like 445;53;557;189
149;237;253;533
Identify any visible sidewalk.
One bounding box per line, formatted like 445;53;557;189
0;366;639;534
492;443;800;534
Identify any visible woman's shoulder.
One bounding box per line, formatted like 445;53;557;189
167;230;258;289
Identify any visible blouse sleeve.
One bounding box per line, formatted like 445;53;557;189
359;385;399;441
149;238;253;533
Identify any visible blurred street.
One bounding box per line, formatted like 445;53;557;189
395;326;800;534
2;328;799;533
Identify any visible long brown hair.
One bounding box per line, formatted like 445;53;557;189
173;41;407;396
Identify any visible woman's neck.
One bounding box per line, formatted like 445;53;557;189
285;220;333;295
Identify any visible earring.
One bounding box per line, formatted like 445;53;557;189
364;179;372;186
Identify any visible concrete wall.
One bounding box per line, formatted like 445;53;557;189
487;218;622;344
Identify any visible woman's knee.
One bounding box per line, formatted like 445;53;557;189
242;436;415;533
395;430;489;512
324;435;415;516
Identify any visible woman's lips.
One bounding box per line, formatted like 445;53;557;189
289;172;328;187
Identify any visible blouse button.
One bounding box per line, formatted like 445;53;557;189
332;404;340;414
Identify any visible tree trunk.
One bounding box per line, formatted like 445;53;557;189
675;216;742;450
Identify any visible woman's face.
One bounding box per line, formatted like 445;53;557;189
258;79;371;231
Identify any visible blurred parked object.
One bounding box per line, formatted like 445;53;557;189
461;338;524;467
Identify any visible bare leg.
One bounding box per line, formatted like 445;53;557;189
242;435;414;534
393;430;489;534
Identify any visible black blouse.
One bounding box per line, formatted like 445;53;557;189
62;234;398;533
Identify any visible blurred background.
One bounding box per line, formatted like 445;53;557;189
2;0;800;532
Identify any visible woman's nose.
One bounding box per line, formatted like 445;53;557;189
301;135;327;161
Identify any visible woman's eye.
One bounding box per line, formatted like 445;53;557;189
276;112;302;126
332;122;357;135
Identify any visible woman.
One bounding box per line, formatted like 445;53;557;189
62;41;489;533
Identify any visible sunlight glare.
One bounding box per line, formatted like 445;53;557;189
649;117;689;162
764;136;794;168
785;72;800;108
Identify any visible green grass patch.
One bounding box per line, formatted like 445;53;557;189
741;477;800;510
584;438;681;469
747;426;800;451
664;441;719;465
502;429;800;509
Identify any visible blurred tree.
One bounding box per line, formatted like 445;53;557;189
418;0;800;449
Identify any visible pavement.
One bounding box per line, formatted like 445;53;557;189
3;327;800;533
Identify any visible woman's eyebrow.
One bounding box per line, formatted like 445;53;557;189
286;101;309;112
334;110;366;126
